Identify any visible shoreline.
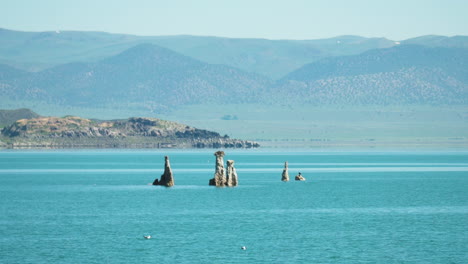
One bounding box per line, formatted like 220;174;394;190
1;141;467;151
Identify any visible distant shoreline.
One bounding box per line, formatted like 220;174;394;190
259;140;468;150
1;140;467;150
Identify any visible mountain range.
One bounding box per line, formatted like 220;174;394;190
0;43;270;113
1;28;467;146
1;28;467;79
0;38;467;112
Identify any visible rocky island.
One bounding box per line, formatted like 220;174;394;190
0;113;259;149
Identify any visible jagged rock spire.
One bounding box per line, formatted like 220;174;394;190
281;161;289;182
209;151;226;187
226;160;238;187
153;156;174;187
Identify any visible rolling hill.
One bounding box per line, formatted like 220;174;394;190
1;44;467;114
274;45;468;105
0;108;40;127
402;35;468;49
1;43;271;112
0;28;399;79
1;33;467;147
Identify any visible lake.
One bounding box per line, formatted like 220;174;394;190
0;150;467;263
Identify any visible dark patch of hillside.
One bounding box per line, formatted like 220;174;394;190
0;108;40;127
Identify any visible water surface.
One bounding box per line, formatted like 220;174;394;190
1;150;467;263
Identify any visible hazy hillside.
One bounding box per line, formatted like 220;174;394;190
143;35;396;79
0;28;144;71
0;28;398;79
402;35;468;49
0;64;29;80
275;45;468;105
3;28;468;80
0;44;270;112
0;108;40;127
1;38;467;147
2;44;467;115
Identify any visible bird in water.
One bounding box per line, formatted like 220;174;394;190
144;235;151;239
241;246;247;250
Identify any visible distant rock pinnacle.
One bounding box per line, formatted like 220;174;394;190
281;161;289;182
153;156;174;187
209;151;227;187
226;160;238;187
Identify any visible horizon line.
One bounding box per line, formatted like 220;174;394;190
1;27;467;42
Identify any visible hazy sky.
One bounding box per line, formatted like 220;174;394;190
1;0;467;40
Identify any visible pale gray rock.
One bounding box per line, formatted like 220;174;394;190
209;151;226;186
226;160;238;187
281;161;289;182
153;156;174;187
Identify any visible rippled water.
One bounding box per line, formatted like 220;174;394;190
1;150;467;263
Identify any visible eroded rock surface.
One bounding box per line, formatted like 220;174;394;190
226;160;238;187
1;116;260;149
281;161;289;182
209;151;226;187
153;156;174;187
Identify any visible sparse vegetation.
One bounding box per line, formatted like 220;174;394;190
0;113;259;149
0;108;40;127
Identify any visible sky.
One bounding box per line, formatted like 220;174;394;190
1;0;467;40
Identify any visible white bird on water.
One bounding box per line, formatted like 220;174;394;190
241;246;247;250
144;235;151;239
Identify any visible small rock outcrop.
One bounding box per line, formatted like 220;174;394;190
209;151;227;187
295;172;306;181
226;160;238;187
281;161;289;182
153;156;174;187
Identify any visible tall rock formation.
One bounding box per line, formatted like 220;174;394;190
209;151;226;187
226;160;238;187
281;161;289;182
153;156;174;187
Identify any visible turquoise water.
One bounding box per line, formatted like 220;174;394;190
0;150;467;263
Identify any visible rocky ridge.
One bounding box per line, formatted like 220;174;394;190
0;116;260;149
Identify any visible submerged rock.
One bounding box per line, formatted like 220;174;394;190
295;172;306;181
226;160;238;187
209;151;226;187
153;156;174;187
281;161;289;182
